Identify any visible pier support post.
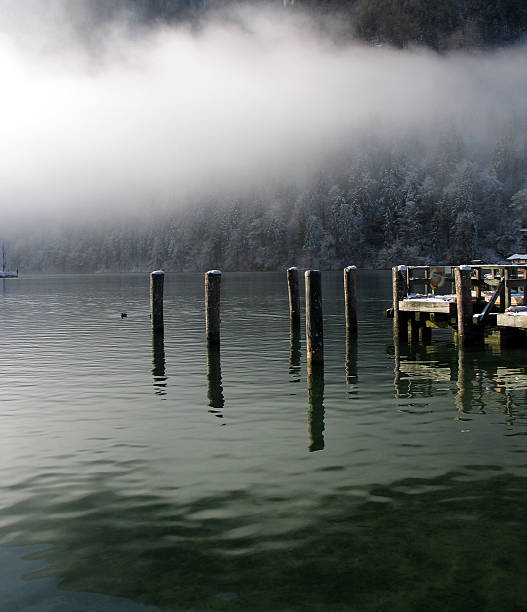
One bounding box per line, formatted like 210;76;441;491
392;266;408;342
455;266;475;344
205;270;222;345
287;267;301;329
504;268;511;311
344;266;358;338
150;270;165;332
289;324;301;379
305;270;324;365
419;321;432;343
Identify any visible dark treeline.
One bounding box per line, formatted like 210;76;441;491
12;130;527;272
116;0;527;49
66;0;527;49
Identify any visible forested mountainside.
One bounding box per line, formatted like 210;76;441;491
3;1;527;273
12;132;527;272
114;0;527;49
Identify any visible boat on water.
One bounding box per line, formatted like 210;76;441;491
1;244;18;278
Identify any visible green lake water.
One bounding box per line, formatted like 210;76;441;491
1;271;527;611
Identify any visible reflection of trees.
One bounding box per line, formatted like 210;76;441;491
5;472;527;611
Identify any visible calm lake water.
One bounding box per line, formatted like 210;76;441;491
1;271;527;611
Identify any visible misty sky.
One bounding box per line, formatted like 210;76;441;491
1;1;526;230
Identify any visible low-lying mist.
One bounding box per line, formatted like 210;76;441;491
1;1;525;236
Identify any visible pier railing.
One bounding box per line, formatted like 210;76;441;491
402;264;526;311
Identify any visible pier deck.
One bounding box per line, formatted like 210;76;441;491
391;264;527;346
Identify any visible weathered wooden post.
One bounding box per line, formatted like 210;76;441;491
504;268;511;311
454;265;474;344
522;266;527;306
344;266;358;337
205;270;222;345
289;325;301;378
392;266;408;342
305;270;323;365
474;267;482;304
307;362;324;452
150;270;165;332
287;267;301;329
424;266;430;296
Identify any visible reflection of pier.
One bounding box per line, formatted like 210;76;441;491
152;331;167;396
392;335;527;420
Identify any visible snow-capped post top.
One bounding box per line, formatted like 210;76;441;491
345;265;357;271
152;269;165;275
207;269;222;276
287;266;298;271
397;265;407;271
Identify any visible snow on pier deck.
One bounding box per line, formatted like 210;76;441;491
398;294;457;314
496;307;527;330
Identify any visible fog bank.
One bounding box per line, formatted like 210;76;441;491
1;2;526;232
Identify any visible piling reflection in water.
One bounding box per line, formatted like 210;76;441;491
207;343;224;417
307;363;324;452
151;331;167;397
391;334;527;423
455;347;475;419
289;324;301;383
345;333;358;396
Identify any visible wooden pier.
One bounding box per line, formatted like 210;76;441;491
388;264;527;346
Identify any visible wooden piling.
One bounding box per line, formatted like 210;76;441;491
454;266;474;343
287;267;301;329
392;266;408;341
474;267;482;304
289;324;301;377
344;266;358;337
205;270;222;345
150;270;165;332
504;268;511;311
305;270;323;365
